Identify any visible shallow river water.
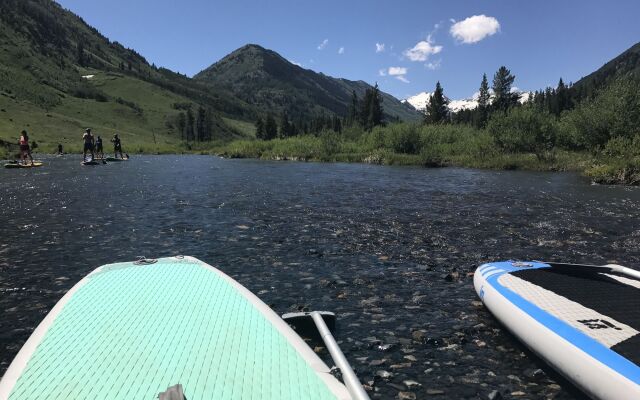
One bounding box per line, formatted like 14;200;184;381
1;155;639;399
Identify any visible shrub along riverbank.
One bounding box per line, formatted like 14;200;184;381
211;120;639;185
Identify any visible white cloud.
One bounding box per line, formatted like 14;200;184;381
388;67;407;76
338;47;345;54
375;43;385;53
403;39;442;62
387;66;409;83
450;15;500;44
290;60;303;67
426;59;441;70
378;69;387;77
317;39;329;50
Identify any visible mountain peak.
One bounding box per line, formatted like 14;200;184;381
194;44;420;121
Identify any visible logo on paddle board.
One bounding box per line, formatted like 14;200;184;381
577;319;622;331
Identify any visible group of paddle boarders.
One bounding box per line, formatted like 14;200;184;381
10;128;127;166
81;128;127;162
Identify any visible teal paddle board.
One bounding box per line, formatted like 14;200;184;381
0;256;352;399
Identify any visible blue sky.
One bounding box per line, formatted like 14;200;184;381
57;0;640;100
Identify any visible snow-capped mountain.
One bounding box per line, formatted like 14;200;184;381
402;90;531;113
400;92;434;112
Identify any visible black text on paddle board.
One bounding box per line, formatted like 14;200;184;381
577;319;622;330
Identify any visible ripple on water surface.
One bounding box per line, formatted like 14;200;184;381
1;155;639;399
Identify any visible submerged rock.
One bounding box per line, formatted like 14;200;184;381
397;391;416;400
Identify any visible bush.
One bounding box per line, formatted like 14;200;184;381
364;123;423;154
70;84;108;102
487;107;557;158
560;78;640;150
600;135;640;159
319;131;342;157
116;97;143;115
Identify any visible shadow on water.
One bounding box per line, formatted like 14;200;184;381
1;155;639;398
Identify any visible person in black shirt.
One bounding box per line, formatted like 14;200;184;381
111;134;124;159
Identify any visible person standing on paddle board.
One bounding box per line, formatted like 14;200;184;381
111;134;124;159
57;143;63;155
19;130;34;166
95;136;104;159
82;128;95;161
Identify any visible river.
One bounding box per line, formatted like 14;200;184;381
2;155;639;399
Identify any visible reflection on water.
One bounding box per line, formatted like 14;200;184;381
2;155;639;399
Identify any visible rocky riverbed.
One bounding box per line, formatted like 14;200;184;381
2;155;639;399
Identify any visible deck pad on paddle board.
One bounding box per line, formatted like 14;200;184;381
4;162;43;169
105;157;128;162
0;256;351;400
475;261;640;400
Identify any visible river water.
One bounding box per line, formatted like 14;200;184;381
1;155;639;399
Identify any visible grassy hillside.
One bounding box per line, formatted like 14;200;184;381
0;68;258;155
0;0;254;158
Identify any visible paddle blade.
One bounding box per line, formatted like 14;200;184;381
282;311;336;341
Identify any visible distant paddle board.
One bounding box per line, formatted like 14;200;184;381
4;162;43;169
0;256;352;400
475;261;640;400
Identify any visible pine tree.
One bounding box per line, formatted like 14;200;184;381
332;115;342;133
265;114;278;140
279;111;293;138
196;106;207;142
348;90;359;126
556;78;571;115
177;112;186;140
477;73;491;128
360;84;384;131
204;108;214;141
492;66;519;111
425;81;449;124
255;118;266;140
77;42;85;66
185;107;195;142
370;83;384;128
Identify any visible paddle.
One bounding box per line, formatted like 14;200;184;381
542;262;640;280
282;311;371;400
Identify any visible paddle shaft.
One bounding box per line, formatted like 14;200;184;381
310;312;371;400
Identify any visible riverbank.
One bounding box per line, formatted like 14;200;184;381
209;124;639;185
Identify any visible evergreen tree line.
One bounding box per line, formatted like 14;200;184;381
253;83;386;141
428;67;525;128
175;105;216;142
347;84;384;130
440;67;592;128
255;111;344;140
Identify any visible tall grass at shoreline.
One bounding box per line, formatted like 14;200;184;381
213;123;596;173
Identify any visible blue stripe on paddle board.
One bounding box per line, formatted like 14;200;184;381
485;262;640;385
